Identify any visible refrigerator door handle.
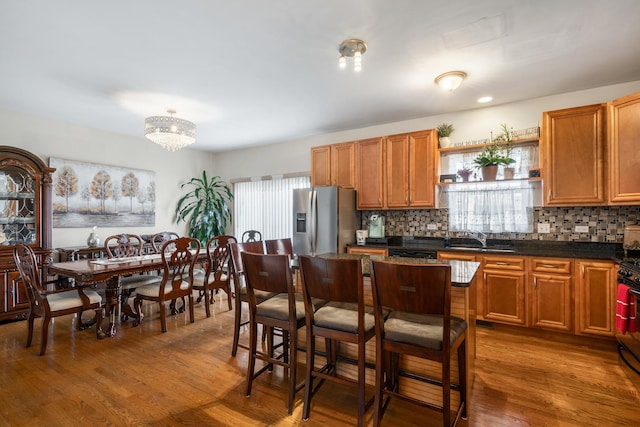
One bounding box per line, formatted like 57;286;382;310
309;189;317;255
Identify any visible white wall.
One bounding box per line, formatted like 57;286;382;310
213;81;640;182
0;109;216;248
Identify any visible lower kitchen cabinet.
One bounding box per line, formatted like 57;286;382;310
575;259;616;338
530;258;573;332
482;255;527;326
346;246;388;257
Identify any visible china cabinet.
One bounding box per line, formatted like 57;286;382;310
0;146;54;321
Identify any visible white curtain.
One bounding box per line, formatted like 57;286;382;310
445;181;535;233
233;176;310;240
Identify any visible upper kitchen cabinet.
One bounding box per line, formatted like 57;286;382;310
0;146;55;321
310;142;355;188
542;104;606;206
356;137;385;209
608;91;640;204
386;130;437;208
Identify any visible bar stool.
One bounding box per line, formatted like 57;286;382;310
370;260;467;427
241;252;306;414
298;255;375;427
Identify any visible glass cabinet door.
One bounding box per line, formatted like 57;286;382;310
0;166;38;245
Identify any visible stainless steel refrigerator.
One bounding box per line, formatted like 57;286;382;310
292;187;357;256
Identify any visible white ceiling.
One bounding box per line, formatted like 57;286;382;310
2;1;640;153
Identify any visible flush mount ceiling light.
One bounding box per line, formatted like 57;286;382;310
338;38;367;72
144;109;196;152
434;71;467;92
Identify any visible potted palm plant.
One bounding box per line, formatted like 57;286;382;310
436;123;455;148
175;171;233;246
472;141;508;181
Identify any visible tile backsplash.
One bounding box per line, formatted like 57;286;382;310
361;206;640;243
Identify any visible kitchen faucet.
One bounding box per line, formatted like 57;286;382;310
467;231;487;248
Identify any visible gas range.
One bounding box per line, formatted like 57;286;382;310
619;252;640;290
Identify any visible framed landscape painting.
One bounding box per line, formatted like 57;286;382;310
49;158;156;228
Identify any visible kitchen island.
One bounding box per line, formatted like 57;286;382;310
295;253;480;414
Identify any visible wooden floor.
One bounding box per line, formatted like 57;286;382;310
1;295;639;427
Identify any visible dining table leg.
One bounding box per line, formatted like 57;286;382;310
99;276;120;338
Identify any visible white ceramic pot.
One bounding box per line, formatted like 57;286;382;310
439;137;451;148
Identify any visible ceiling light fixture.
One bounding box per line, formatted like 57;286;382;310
338;39;367;72
478;96;493;103
434;71;467;91
144;109;196;152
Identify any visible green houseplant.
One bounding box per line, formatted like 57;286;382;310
175;171;233;246
495;123;516;179
436;123;455;148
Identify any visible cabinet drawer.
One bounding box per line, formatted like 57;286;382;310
531;258;572;274
483;256;525;271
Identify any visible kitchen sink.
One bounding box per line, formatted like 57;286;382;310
446;246;516;253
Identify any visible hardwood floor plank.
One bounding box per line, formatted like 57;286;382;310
0;297;639;426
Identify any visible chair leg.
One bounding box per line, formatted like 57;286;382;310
38;316;51;356
203;287;211;318
373;343;384;427
246;319;258;397
160;301;168;333
226;284;233;311
94;307;103;339
442;353;451;427
25;311;35;348
458;340;468;420
133;296;143;326
232;296;242;356
357;337;366;427
188;294;195;324
302;332;315;421
287;328;297;415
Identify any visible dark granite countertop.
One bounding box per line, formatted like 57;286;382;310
349;236;625;262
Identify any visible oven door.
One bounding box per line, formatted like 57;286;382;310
618;287;640;391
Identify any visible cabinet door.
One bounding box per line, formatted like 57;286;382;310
385;134;409;208
438;251;481;317
608;91;640;204
575;260;615;337
7;270;29;313
531;272;572;332
331;142;355;189
356;137;385;209
483;268;527;326
409;130;437;207
311;145;332;187
542;104;606;205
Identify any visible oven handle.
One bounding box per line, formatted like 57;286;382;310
618;342;640;375
630;288;640;297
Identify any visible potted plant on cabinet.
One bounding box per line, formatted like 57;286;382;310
175;171;234;246
494;123;516;179
473;141;509;181
457;165;474;182
436;123;455;148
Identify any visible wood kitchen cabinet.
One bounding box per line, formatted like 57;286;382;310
608;91;640;204
438;251;481;318
542;103;606;206
346;246;388;257
0;146;54;321
355;137;385;209
385;130;437;208
530;258;573;333
575;259;616;338
482;255;527;326
310;141;355;188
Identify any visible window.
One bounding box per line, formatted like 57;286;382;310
444;181;536;233
233;176;310;240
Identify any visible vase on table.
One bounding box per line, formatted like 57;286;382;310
87;226;99;247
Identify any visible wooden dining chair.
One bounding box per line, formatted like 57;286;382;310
241;252;306;414
192;235;236;314
13;244;103;355
104;233;161;321
241;230;262;243
298;255;374;427
133;237;200;333
228;241;271;356
370;260;467;427
151;231;180;253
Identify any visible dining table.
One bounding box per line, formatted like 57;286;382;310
47;250;207;338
